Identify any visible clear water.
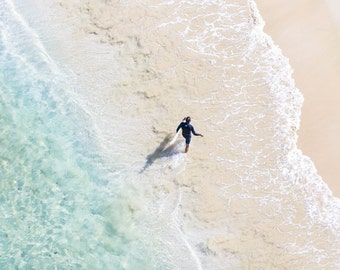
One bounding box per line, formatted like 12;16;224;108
1;0;339;269
0;1;165;269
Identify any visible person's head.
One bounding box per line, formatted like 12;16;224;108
185;116;191;123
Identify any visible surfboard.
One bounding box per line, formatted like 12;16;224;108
167;130;180;147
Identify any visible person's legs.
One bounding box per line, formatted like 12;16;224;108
184;136;191;153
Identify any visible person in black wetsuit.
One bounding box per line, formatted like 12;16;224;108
176;116;203;153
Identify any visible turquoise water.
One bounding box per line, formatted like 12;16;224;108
2;0;340;269
0;1;161;269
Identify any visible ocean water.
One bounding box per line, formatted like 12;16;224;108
0;1;165;269
1;0;340;269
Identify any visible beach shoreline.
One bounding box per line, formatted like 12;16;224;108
24;0;340;198
256;0;340;198
6;0;340;268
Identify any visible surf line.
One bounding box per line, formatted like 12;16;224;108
171;190;203;270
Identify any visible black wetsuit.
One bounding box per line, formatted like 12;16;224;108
176;122;201;144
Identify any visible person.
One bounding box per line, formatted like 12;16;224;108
176;116;203;153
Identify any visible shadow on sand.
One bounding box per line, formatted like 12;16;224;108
140;133;181;173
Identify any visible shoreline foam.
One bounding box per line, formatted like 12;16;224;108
255;0;340;198
10;0;340;268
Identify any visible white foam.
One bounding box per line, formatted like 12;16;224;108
13;0;340;268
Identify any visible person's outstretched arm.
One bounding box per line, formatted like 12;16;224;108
191;125;203;137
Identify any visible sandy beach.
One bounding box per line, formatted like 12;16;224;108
3;0;339;268
255;0;340;197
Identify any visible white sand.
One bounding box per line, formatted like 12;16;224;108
16;0;339;267
256;0;340;197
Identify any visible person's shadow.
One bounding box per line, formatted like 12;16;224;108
140;133;180;173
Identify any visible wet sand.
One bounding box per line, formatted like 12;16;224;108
256;0;340;197
14;0;340;268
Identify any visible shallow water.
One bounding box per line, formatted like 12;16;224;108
0;1;166;269
2;0;340;269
